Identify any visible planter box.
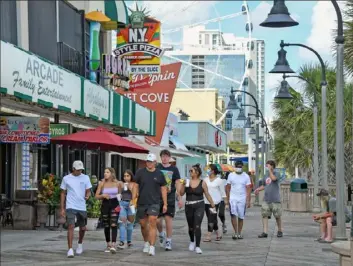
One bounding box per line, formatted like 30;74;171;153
86;218;99;231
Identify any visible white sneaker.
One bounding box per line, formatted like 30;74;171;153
188;242;195;251
67;248;74;258
158;232;166;248
195;247;202;254
165;240;172;251
148;245;155;256
143;242;150;253
76;244;83;255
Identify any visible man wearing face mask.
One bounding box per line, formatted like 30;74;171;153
226;161;251;240
255;160;283;238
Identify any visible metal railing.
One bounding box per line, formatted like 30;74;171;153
280;182;345;211
57;42;84;77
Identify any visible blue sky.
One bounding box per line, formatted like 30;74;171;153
128;1;342;120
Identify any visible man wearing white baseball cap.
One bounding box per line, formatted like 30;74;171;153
60;160;92;258
135;153;168;256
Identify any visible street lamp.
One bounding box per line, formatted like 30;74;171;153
249;127;256;135
244;116;252;128
271;40;328;193
261;0;345;240
260;0;299;28
269;47;295;74
283;74;320;212
237;108;247;121
230;87;261;181
227;92;239;110
274;79;293;99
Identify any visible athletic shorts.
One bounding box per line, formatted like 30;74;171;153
261;202;282;218
158;204;176;218
136;204;159;220
229;200;246;219
66;208;87;227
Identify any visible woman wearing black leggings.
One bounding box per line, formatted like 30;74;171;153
179;164;215;254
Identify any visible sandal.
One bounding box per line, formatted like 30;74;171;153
215;231;222;241
203;234;212;242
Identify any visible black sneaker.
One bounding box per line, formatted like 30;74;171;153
277;231;283;238
258;232;268;238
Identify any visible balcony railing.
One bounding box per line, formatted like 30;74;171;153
57;41;84;77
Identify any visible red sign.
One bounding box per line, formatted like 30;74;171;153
215;130;222;147
115;63;181;145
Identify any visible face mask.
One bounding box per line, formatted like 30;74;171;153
206;169;211;176
235;168;243;173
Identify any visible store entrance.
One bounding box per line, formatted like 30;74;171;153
0;144;14;198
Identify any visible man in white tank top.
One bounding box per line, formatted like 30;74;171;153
226;161;251;240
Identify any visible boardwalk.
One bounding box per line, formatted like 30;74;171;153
1;207;339;266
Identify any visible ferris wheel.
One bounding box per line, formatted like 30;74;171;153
133;1;255;130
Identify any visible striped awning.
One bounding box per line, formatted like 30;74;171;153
102;0;129;30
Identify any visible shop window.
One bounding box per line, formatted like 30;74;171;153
28;0;57;63
0;0;17;45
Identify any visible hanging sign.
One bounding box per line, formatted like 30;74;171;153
0;116;50;144
114;5;164;75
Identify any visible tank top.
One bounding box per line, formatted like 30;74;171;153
102;187;118;199
121;184;133;201
185;180;204;201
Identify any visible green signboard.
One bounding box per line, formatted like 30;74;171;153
50;123;72;137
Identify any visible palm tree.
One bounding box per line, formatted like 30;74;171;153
343;0;353;76
271;64;353;183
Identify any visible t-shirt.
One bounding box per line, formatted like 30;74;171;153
262;171;281;203
227;172;251;202
156;164;181;205
135;167;167;205
60;173;92;211
204;177;226;204
328;197;350;217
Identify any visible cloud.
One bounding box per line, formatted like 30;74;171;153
299;2;346;63
131;1;216;30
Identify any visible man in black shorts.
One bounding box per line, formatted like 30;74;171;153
135;153;168;256
156;149;181;251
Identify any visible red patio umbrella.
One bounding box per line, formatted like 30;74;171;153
51;127;148;153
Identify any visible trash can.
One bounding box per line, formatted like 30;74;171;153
289;178;308;212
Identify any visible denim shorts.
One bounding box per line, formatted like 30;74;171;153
119;200;134;218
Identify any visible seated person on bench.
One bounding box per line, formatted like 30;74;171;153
313;189;351;243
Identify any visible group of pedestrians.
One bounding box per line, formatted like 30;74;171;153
60;153;284;258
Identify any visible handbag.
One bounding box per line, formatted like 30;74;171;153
114;206;121;213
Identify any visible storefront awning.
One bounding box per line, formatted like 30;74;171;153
102;0;129;30
121;136;199;160
169;135;188;151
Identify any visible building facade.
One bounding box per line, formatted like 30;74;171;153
162;26;265;144
0;0;155;200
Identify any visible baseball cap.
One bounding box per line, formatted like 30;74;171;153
73;160;84;170
146;153;157;162
235;161;243;167
316;188;329;197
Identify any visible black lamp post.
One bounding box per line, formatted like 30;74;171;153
228;87;261;179
260;0;298;28
271;40;328;194
274;79;293;99
261;0;346;238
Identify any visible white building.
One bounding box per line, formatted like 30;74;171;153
162;26;265;144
